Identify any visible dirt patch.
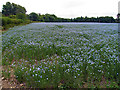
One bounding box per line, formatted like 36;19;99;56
2;78;26;88
1;66;27;88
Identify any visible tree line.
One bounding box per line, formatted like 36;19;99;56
1;2;117;23
28;13;116;23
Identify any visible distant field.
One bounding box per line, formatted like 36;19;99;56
2;23;119;88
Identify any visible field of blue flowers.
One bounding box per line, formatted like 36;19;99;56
2;23;120;88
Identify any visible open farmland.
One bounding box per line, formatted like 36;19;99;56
2;23;120;88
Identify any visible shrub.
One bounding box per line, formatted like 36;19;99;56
11;19;23;24
1;17;30;30
9;15;16;19
16;13;27;20
2;17;10;26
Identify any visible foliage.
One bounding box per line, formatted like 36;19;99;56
2;2;26;16
29;12;39;21
99;16;115;23
37;15;116;23
43;14;57;22
2;17;23;25
16;13;27;20
74;16;115;23
1;17;31;30
9;15;16;19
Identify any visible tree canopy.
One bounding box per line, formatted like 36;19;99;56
2;2;26;16
29;12;39;21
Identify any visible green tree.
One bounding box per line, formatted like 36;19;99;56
2;2;12;16
16;13;27;20
2;2;26;16
98;16;115;23
29;12;39;21
42;14;58;22
39;15;45;22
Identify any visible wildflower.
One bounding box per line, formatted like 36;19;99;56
74;76;76;78
40;75;42;78
37;68;40;70
30;68;31;71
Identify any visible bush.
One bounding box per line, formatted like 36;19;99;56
16;13;27;20
11;19;23;24
9;15;16;19
2;17;10;26
2;17;23;25
1;17;31;30
20;19;31;24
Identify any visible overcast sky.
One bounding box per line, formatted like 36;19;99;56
0;0;119;19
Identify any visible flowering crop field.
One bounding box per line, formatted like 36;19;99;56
2;23;120;88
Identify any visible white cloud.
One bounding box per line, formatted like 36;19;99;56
0;0;119;18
